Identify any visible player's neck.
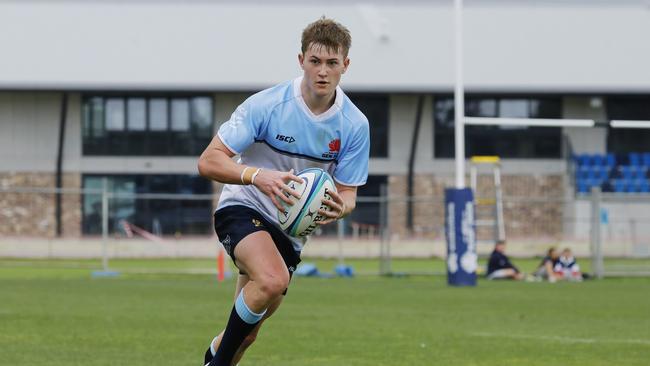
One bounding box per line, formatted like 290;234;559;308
300;80;336;116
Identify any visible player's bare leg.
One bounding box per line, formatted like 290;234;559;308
208;231;289;366
209;274;284;365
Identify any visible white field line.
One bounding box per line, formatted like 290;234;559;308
470;332;650;346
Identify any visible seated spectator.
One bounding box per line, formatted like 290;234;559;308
533;247;561;283
486;240;524;280
554;248;583;281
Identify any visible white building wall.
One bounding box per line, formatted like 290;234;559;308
0;92;62;172
0;1;649;92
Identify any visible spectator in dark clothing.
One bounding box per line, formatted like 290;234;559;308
486;240;524;280
533;247;561;282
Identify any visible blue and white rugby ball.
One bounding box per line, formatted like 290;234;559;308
278;168;337;237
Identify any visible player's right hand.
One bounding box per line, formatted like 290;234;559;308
253;169;302;211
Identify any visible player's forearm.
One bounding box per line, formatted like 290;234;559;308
197;150;257;185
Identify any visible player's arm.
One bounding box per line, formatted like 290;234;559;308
318;182;357;225
197;135;301;210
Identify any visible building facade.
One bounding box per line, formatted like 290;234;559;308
1;1;649;239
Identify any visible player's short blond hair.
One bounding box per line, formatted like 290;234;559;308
301;17;351;57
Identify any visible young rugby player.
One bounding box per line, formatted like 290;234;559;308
197;17;370;366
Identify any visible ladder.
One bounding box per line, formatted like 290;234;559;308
470;156;506;245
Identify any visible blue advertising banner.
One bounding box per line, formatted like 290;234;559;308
444;188;477;286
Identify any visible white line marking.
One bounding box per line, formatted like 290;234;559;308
470;332;650;346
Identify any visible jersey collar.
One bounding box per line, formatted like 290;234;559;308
293;76;343;122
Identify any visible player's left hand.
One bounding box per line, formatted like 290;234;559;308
318;189;346;226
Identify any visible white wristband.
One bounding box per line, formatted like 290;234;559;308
251;168;262;185
240;167;248;185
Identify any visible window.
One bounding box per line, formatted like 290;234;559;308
82;174;213;235
348;94;389;158
82;95;214;156
434;96;562;158
127;99;146;131
607;96;650;154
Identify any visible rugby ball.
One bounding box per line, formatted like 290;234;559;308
278;168;337;237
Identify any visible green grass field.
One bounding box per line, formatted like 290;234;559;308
1;258;649;366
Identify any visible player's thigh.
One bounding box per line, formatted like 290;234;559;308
233;230;289;284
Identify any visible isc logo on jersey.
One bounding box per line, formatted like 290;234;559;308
277;168;336;237
276;134;295;143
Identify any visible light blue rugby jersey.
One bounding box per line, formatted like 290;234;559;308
216;76;370;251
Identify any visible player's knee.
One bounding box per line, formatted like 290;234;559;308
258;272;289;299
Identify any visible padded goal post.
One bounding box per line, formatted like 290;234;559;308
445;187;477;286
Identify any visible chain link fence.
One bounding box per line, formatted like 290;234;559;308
1;185;649;276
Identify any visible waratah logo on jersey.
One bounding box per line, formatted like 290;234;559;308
322;138;341;159
329;139;341;152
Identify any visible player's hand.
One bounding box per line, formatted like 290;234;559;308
318;189;346;225
253;169;302;211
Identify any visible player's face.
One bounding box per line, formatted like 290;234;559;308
299;43;349;99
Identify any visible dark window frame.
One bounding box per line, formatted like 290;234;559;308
606;95;650;154
82;93;214;156
348;93;389;158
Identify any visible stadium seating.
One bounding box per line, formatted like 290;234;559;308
574;152;650;194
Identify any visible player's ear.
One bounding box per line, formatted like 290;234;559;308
298;53;305;70
342;57;350;73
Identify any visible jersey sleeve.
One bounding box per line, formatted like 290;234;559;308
217;99;265;155
333;122;370;186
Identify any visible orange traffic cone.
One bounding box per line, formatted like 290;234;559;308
217;249;225;282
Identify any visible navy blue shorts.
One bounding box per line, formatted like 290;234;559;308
213;205;301;277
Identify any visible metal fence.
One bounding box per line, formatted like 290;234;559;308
1;185;649;277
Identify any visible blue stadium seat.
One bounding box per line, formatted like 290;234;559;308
620;166;635;180
632;166;647;179
629;153;642;167
586;168;597;181
643;153;650;167
592;154;604;166
606;153;616;168
613;179;626;193
577;154;591;167
576;170;589;180
639;180;650;193
598;166;611;181
577;180;589;193
625;180;637;193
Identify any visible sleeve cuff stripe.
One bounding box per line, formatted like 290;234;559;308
217;132;241;155
333;176;367;187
